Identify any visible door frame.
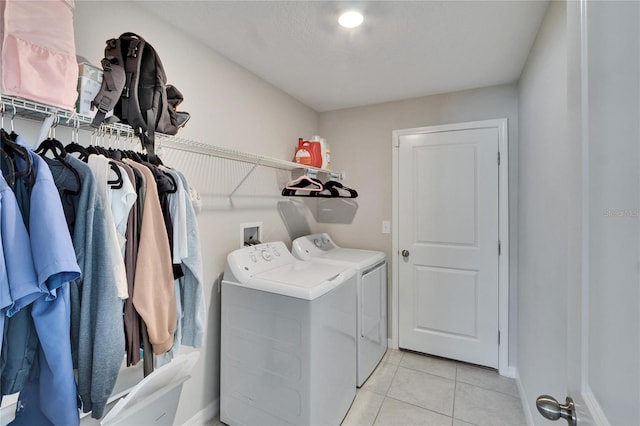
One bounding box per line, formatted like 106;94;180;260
391;118;510;376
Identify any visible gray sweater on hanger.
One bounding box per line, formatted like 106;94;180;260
45;155;125;419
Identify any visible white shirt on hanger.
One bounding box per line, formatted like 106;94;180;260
110;164;137;255
87;154;129;300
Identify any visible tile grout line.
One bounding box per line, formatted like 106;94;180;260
451;363;458;426
455;379;522;400
370;354;401;426
382;395;456;423
370;394;384;425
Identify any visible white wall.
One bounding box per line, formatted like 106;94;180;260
516;2;567;423
318;84;520;366
71;3;319;423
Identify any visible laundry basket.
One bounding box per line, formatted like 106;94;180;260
99;352;199;426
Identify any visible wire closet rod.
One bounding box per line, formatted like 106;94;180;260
0;95;342;179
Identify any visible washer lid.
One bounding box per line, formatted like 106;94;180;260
292;233;385;269
313;248;386;270
246;261;355;300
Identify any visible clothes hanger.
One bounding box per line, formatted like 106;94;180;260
86;145;101;158
35;131;67;160
162;170;178;194
282;175;324;197
65;142;90;161
108;147;123;161
0;104;18;187
324;180;358;198
108;161;124;189
0;128;33;185
85;127;124;189
309;185;340;198
35;117;82;196
284;175;323;191
65;120;90;162
0;147;16;188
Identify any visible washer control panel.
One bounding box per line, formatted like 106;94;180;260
291;233;339;260
226;241;293;283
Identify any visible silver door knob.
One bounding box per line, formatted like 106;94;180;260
536;395;577;426
401;250;410;258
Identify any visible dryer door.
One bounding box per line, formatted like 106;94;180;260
358;261;388;386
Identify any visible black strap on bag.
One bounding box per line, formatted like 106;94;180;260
90;56;125;129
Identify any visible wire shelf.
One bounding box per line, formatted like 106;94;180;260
0;95;341;178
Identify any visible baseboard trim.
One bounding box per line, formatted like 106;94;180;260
388;338;397;349
514;368;535;426
181;399;219;425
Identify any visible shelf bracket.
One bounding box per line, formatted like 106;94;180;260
329;171;342;181
229;158;263;198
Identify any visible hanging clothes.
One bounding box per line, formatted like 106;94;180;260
111;162;137;256
173;170;206;348
156;168;205;367
123;159;176;355
1;113;206;420
0;174;41;383
6;135;80;426
87;154;129;300
42;153;126;419
0;198;10;348
163;167;188;265
143;161;183;280
118;162;142;367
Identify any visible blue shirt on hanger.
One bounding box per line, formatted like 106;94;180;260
0;192;11;348
0;174;42;383
9;135;81;426
0;175;41;315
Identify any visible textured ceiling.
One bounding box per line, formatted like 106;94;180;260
134;1;549;112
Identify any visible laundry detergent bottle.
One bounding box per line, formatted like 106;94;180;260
310;135;328;169
293;138;322;168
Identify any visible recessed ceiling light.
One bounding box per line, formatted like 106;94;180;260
339;11;364;29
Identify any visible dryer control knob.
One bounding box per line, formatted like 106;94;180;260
314;238;322;248
261;250;272;261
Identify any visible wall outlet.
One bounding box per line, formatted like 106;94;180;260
382;220;391;234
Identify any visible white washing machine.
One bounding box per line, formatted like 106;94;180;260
292;233;387;387
221;241;357;426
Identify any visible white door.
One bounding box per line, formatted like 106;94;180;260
397;124;500;368
551;2;640;425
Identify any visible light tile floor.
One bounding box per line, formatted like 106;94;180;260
209;349;526;426
344;349;526;426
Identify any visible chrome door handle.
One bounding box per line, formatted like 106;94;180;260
536;395;577;426
401;250;410;258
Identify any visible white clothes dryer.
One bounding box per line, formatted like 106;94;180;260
221;241;357;426
292;233;387;387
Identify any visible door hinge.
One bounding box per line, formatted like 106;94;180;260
498;331;501;345
497;151;501;166
498;240;501;256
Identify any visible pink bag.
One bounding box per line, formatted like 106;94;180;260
1;0;78;110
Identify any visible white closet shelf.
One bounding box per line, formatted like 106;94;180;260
0;95;342;179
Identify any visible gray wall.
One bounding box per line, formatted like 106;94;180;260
72;2;319;423
318;84;520;367
516;1;568;423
